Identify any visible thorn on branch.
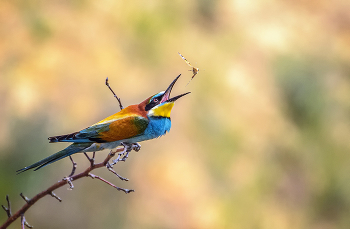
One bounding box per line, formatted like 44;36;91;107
88;173;134;194
105;77;124;110
1;195;12;218
21;214;33;228
50;192;62;202
20;193;30;204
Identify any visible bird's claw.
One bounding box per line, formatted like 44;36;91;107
121;142;133;153
109;143;141;166
132;143;141;152
121;142;141;152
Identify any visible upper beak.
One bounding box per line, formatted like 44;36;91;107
160;74;191;103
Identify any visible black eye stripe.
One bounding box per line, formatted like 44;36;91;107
145;95;163;111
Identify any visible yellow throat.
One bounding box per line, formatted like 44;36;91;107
149;102;175;118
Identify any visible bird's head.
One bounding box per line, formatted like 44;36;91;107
144;74;190;118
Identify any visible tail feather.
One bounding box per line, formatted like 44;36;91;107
17;143;92;174
33;154;70;171
48;132;80;143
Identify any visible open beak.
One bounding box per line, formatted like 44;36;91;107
160;74;191;103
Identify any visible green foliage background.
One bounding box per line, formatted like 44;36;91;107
1;0;350;228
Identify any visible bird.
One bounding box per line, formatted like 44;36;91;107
17;74;190;173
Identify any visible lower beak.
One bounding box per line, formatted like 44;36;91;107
166;92;191;102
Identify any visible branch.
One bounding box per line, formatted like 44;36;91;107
68;156;77;177
1;195;11;218
88;174;134;194
1;145;135;229
21;214;32;229
106;77;124;110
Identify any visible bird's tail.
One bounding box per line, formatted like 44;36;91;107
48;131;80;143
16;143;92;174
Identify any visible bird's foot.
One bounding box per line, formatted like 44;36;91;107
110;142;140;166
131;143;141;152
121;142;141;154
121;142;133;154
110;153;128;165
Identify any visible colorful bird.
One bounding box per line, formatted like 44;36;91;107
178;52;199;86
17;74;190;173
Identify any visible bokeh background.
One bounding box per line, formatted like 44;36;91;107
1;0;350;228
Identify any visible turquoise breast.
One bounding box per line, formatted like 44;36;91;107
144;117;171;139
123;117;171;143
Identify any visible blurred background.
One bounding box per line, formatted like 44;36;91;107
1;0;350;228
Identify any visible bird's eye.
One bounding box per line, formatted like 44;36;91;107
153;98;158;103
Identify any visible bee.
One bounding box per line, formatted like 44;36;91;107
178;52;199;86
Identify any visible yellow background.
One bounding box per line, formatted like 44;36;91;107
1;0;350;228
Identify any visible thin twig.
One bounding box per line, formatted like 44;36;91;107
106;163;129;181
68;156;77;177
19;193;30;204
25;219;33;228
106;77;124;110
50;192;62;202
21;214;32;229
0;145;134;229
84;152;90;160
1;195;11;218
88;173;134;194
84;152;95;167
21;214;24;229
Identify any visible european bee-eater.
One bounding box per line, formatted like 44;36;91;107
17;74;189;173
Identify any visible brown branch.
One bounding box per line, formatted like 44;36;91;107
21;214;32;228
106;163;129;181
68;156;77;177
1;195;11;218
88;174;134;194
50;192;62;202
0;146;134;229
19;193;30;204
